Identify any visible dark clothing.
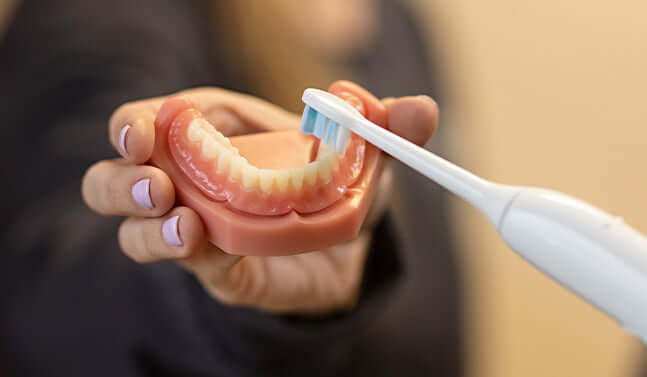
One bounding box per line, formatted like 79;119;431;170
0;0;462;376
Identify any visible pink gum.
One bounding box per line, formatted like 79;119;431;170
149;98;384;256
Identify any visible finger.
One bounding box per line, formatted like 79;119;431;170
109;98;163;163
173;87;300;134
109;89;301;164
362;165;394;231
82;159;175;217
118;207;208;263
383;95;439;146
328;80;388;127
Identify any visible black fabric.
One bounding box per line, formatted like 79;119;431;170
0;0;462;376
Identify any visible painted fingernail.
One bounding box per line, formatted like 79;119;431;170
162;215;183;246
131;178;154;209
119;124;131;155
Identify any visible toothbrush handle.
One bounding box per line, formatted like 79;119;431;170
351;114;647;341
349;117;492;209
499;187;647;341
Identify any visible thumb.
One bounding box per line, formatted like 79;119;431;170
382;95;439;146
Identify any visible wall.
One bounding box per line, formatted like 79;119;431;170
410;1;647;376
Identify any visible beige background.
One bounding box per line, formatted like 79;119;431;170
410;0;647;376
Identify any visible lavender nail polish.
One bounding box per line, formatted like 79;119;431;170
162;216;183;246
119;124;131;155
132;178;154;209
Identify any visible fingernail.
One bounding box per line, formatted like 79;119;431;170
162;216;183;246
119;124;131;155
417;95;435;103
131;178;154;209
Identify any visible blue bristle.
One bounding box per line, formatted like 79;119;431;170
313;112;327;139
300;106;316;134
300;105;346;153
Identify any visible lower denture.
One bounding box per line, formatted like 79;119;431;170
149;87;386;256
167;106;366;216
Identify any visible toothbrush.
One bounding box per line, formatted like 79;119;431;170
301;88;647;342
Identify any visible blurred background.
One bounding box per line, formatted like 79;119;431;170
407;1;647;376
1;0;646;376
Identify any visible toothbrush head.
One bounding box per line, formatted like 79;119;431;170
300;88;363;154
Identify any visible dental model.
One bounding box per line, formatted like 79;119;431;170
149;93;385;256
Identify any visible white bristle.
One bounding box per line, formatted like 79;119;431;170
335;127;351;154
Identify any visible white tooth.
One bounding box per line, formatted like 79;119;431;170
329;154;340;174
275;170;289;193
290;168;304;191
318;158;333;183
187;120;205;142
229;156;246;181
201;136;219;159
213;131;230;147
258;169;275;194
242;165;259;190
216;150;233;174
304;163;319;187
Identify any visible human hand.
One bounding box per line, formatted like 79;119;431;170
81;81;438;313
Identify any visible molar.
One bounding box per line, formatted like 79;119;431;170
188;120;206;142
201;135;220;159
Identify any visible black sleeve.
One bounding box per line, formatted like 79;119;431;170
0;1;405;376
0;0;214;220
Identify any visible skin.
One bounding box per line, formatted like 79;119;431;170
81;80;438;314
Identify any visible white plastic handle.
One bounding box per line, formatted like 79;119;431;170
499;188;647;341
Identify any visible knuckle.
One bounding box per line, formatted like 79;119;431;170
118;219;143;262
81;161;115;214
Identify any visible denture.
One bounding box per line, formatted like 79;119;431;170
149;84;387;256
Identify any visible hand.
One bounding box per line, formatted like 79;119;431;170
81;81;438;314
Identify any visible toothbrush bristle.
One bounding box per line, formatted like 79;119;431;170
335;127;351;154
300;106;349;154
300;105;317;134
313;112;327;139
323;119;337;145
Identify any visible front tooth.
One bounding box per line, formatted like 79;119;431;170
304;163;319;187
290;168;304;192
229;156;246;181
216;150;233;173
242;165;259;190
275;170;289;193
259;170;275;194
201;136;220;159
